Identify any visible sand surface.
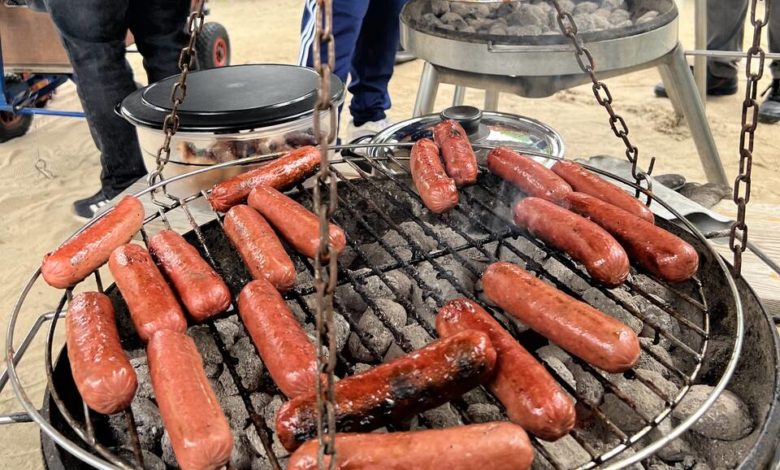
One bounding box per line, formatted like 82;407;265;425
1;0;779;467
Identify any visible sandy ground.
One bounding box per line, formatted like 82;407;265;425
1;0;779;468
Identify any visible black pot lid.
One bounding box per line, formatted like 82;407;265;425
368;106;565;167
119;64;344;132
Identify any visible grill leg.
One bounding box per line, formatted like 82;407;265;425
659;44;728;186
413;61;440;116
484;89;500;111
453;85;466;106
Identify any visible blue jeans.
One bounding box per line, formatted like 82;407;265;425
299;0;409;127
45;0;189;198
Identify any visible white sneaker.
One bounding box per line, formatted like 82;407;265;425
346;118;393;143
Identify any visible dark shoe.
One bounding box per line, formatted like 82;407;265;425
654;69;738;98
73;190;111;219
759;79;780;124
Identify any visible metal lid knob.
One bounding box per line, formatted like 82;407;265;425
440;105;483;136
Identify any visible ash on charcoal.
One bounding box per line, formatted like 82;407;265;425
645;420;693;462
190;325;223;379
508;24;543;36
214;316;243;350
603;0;625;9
640;304;682;349
637;10;659;24
339;245;357;269
538;434;591;468
582;288;643;334
229;430;253;470
697;335;733;382
383;270;414;300
130;356;154;400
384;343;405;362
489;23;508;35
568;361;604;406
250;392;273;412
451;2;490;19
420;403;462;428
467;403;505;423
411;285;439;329
352;362;373;374
109;397;163;452
440;11;468;30
230;336;264;391
537;344;571;363
573;1;599;15
306;311;350;353
594;8;611;18
160;431;177;467
506;236;547;263
397;221;438;253
559;0;576;13
347;302;406;362
672;385;753;440
401;323;434;350
244;425;275;469
461;387;493;406
542;257;591;294
216;367;240;397
508;4;547;27
361;241;396;266
636;338;677;380
335;284;367;315
539;356;576;391
609;8;631;24
431;223;468;248
431;0;449;16
601;378;667;433
114;448;165;470
221;393;251;430
635;368;679;400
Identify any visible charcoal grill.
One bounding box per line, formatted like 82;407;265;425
400;0;728;186
4;142;769;469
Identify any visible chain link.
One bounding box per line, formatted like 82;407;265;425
146;0;206;206
311;0;338;468
730;0;769;276
547;0;656;204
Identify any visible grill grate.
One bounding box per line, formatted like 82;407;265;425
4;148;743;470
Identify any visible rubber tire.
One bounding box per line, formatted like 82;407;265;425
196;22;230;69
0;111;32;142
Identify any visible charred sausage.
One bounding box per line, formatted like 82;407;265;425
247;185;346;260
42;196;144;289
482;262;640;373
436;299;575;440
513;197;630;287
410;138;459;214
288;422;534;470
148;230;231;322
209;146;320;212
108;244;187;343
552;160;655;223
238;278;319;397
66;292;137;415
432;119;478;186
148;330;233;470
487;147;572;203
223;205;296;292
563;192;699;282
275;330;497;451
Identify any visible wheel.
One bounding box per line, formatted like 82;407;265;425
196;22;230;69
1;75;33;142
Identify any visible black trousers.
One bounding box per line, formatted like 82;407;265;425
45;0;189;197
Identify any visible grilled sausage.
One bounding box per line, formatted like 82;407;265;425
563;192;699;282
410;138;459;214
275;330;497;451
436;299;575;440
148;230;231;322
247;185;346;260
238;278;318;397
42;196;144;289
66;292;137;415
148;330;233;470
223;205;296;292
288;422;534;470
513;197;630;287
487;147;572;203
108;244;187;343
209;146;320;212
432;119;478;186
482;262;640;373
552;160;655;223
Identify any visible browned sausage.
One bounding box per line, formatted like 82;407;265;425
552;160;655;223
108;244;187;343
288;422;534;470
513;197;630;287
432;119;478;186
275;330;497;451
42;196;144;289
148;230;231;322
410;138;459;214
209;146;320;212
487;147;572;203
238;278;318;397
247;185;346;259
148;330;233;470
482;262;640;373
66;292;137;415
563;192;699;282
223;205;296;292
436;299;575;441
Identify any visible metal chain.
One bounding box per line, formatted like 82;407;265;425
730;0;769;276
311;0;338;468
146;0;206;205
546;0;656;204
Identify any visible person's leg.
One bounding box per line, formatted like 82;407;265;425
127;0;189;83
45;0;147;201
768;1;780;80
758;2;780;122
347;0;408;126
707;0;748;79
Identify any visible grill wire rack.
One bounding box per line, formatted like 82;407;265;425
2;143;744;470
